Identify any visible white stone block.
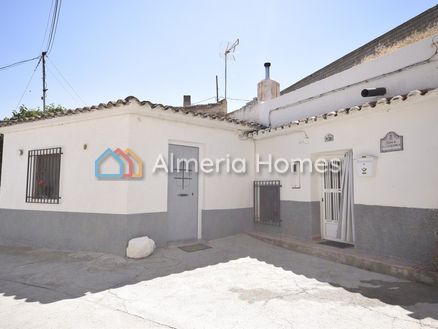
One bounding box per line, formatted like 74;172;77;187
126;236;155;259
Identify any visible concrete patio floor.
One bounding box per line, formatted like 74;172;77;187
0;234;437;329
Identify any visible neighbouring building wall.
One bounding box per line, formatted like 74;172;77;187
227;98;260;124
183;99;227;115
281;6;438;94
253;92;438;263
230;36;438;127
0;105;255;254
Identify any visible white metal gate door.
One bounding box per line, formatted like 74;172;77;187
321;159;342;241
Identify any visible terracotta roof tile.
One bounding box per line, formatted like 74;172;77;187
249;88;435;137
0;96;264;130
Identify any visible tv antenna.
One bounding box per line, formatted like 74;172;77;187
222;38;239;100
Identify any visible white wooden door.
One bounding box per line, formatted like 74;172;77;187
321;158;343;242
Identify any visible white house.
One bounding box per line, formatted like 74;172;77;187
0;8;437;264
0;99;260;255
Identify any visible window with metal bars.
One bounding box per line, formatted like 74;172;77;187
26;147;62;204
254;180;281;225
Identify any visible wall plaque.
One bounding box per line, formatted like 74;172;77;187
380;131;403;153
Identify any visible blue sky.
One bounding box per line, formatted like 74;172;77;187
1;1;436;117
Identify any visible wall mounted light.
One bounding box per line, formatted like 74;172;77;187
324;133;334;142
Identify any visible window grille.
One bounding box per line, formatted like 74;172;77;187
26;147;62;204
254;180;281;225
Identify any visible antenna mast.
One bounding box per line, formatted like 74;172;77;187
223;38;239;100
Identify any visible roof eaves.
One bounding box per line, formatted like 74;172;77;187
248;88;434;138
0;96;264;130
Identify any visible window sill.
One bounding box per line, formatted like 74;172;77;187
25;197;61;204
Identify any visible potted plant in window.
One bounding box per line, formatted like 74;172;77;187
36;179;48;198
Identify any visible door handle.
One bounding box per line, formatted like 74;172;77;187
178;193;189;197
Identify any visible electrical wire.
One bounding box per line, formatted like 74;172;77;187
45;0;62;54
45;0;57;53
4;0;62;115
46;66;79;107
14;58;42;111
46;56;86;105
191;96;217;105
227;97;252;102
46;63;86;107
40;0;56;53
0;0;62;73
0;56;40;72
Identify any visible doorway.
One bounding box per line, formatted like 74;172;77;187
320;151;354;243
167;144;199;242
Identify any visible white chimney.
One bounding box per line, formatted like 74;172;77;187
257;62;280;102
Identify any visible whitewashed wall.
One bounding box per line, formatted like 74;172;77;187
127;106;254;214
254;92;438;209
1;73;436;217
0;106;254;215
0;112;130;214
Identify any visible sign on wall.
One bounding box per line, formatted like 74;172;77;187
380;131;403;153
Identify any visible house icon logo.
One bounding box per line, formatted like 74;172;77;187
95;148;143;179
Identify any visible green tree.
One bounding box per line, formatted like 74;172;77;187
4;104;66;121
0;104;66;184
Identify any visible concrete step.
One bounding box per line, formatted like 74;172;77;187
247;231;438;287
